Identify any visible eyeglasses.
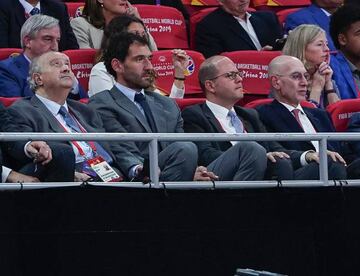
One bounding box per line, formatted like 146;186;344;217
276;72;311;81
209;70;245;81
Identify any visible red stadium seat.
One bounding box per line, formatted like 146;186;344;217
0;48;22;60
252;0;310;9
175;98;206;110
190;0;220;6
0;97;21;107
65;2;84;21
244;98;316;109
276;8;300;26
326;99;360;132
151;50;205;97
189;7;217;49
63;49;96;94
221;50;282;96
135;4;188;49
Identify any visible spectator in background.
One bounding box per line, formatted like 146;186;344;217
257;55;347;180
284;0;343;51
282;24;340;108
0;15;86;98
329;4;360;99
70;0;157;50
195;0;283;58
88;15;186;98
0;0;78;51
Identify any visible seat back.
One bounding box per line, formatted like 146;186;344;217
135;5;188;49
190;0;220;6
63;49;96;94
326;99;360;131
175;98;206;110
244;98;316;109
276;8;300;26
0;96;21;107
151;50;205;97
252;0;310;8
0;48;22;60
221;50;282;96
65;2;84;20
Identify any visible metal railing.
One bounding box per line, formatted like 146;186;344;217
1;132;360;190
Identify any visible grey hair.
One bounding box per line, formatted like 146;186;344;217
28;55;44;92
20;14;59;49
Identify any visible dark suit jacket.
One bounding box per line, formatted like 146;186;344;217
7;96;138;176
182;103;302;168
88;86;184;163
0;0;78;51
195;7;283;58
284;4;335;51
0;54;87;98
330;51;358;99
257;99;340;152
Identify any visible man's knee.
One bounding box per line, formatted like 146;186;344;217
328;158;347;180
171;142;198;158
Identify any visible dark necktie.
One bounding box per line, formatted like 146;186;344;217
58;106;113;163
30;7;40;16
134;93;157;132
228;110;244;133
292;109;304;130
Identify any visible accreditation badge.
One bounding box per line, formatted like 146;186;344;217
87;156;122;182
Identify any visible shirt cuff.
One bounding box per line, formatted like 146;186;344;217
24;141;33;158
169;83;185;99
128;164;142;179
300;150;314;166
2;166;12;183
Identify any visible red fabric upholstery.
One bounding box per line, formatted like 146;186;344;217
244;98;316;109
252;0;310;7
326;99;360;132
63;49;96;93
0;97;20;107
151;50;205;97
276;8;300;26
175;98;206;110
0;48;22;61
64;2;84;21
189;0;220;6
221;50;281;96
135;5;188;49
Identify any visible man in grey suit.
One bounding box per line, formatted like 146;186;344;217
89;33;200;182
7;51;138;182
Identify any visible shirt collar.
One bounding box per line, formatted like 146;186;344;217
114;82;145;102
320;8;331;17
35;94;68;116
233;12;251;23
206;100;235;120
19;0;41;14
279;101;305;114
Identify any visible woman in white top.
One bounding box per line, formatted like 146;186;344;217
70;0;157;50
88;15;187;98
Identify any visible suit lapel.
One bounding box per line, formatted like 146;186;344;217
30;96;65;133
249;14;267;47
14;1;26;28
234;106;255;133
110;86;152;132
272;100;303;132
202;104;226;133
304;108;322;132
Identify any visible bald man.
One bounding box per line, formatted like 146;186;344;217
182;55;322;181
256;55;347;180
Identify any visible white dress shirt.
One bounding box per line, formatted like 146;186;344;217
234;12;262;50
18;0;41;15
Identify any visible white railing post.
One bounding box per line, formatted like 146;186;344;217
319;137;328;184
149;138;159;187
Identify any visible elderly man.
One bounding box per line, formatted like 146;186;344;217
284;0;343;51
182;55;325;180
89;33;204;182
0;0;78;50
195;0;283;58
7;51;138;182
257;55;347;180
0;14;86;98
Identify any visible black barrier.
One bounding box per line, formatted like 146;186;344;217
0;186;359;276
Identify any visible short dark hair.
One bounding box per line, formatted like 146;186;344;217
104;32;149;79
330;4;360;49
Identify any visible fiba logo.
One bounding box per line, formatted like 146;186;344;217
158;55;166;62
75;6;84;18
184;57;195;76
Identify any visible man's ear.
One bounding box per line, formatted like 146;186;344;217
338;33;347;47
23;35;32;49
111;58;124;74
33;73;43;86
204;79;216;94
270;75;280;90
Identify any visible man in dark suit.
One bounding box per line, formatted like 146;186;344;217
89;33;200;182
284;0;343;51
195;0;283;58
182;55;325;180
257;55;347;179
0;0;78;51
0;14;86;98
329;4;360;99
7;51;135;182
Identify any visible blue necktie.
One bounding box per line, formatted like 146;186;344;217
228;110;244;133
30;7;40;16
134;93;157;132
58;106;113;163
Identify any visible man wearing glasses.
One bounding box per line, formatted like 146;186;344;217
257;55;347;180
182;55;316;181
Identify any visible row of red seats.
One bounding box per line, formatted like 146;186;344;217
1;95;359;133
64;3;303;50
